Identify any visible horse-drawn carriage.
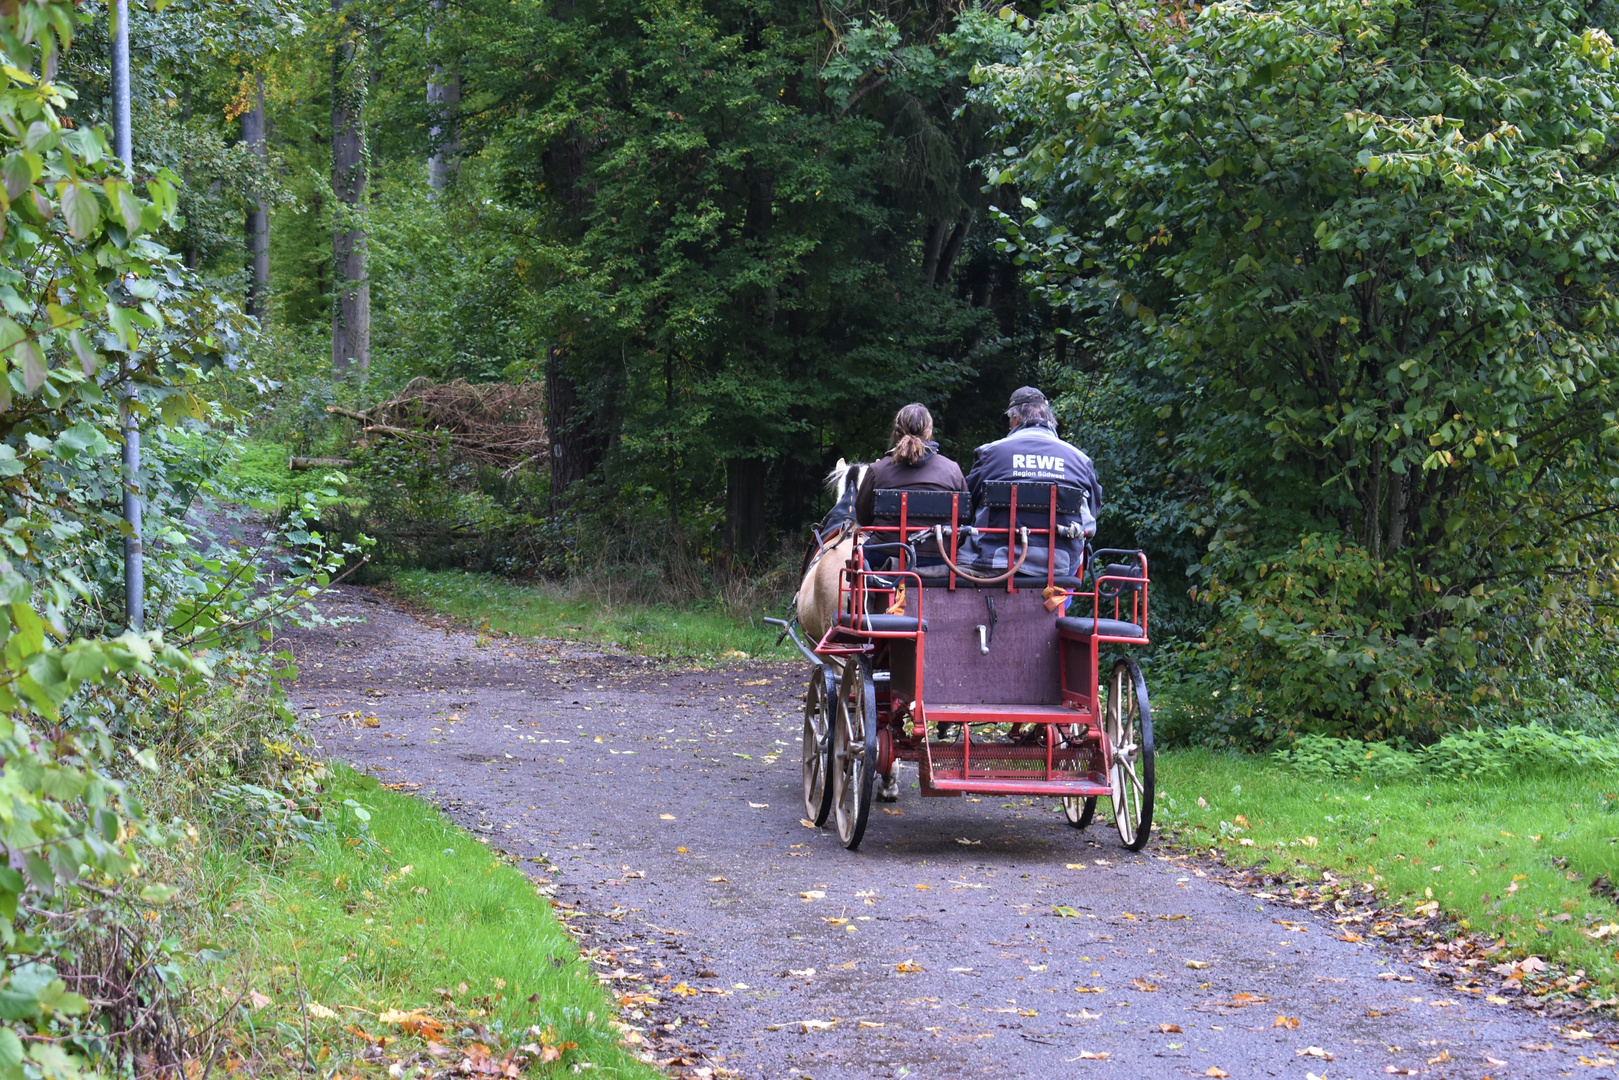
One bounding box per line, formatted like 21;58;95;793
770;480;1154;852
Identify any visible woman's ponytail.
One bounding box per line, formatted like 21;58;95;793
889;403;934;466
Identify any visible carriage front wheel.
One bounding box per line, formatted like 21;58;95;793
802;665;838;826
1105;657;1155;851
832;655;878;850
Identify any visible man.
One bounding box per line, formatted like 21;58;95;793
964;386;1102;575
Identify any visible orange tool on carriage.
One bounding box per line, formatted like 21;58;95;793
770;483;1153;852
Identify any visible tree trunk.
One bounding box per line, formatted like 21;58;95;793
921;217;948;286
936;209;973;286
331;0;369;380
427;74;460;191
242;73;270;319
547;346;598;513
725;457;767;563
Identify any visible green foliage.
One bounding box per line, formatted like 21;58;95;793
983;0;1619;737
1277;726;1619;781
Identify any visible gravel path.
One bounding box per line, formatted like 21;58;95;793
288;586;1601;1080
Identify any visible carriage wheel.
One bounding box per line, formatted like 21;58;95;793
1058;724;1097;828
802;665;838;826
1104;657;1155;851
1062;795;1098;829
832;655;878;850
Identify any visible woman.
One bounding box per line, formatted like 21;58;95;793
854;403;968;570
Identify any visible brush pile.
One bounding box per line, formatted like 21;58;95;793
328;378;548;474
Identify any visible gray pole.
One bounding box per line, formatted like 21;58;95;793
112;0;142;633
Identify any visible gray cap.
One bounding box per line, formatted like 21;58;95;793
1008;386;1047;407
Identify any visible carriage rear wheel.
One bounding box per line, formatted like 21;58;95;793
1059;724;1097;828
802;665;838;826
832;655;878;850
1104;657;1155;851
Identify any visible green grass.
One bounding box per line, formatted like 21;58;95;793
393;568;794;661
218;439;353;511
1160;749;1619;989
197;765;656;1078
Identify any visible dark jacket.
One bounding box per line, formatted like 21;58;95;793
963;424;1102;574
854;443;969;526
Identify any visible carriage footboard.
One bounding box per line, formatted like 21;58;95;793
917;705;1111;797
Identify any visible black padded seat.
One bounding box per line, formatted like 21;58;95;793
1055;616;1145;639
838;613;929;633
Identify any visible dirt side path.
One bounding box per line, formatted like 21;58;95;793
287;586;1588;1080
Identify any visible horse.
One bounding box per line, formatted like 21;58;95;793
795;459;867;652
792;459;899;801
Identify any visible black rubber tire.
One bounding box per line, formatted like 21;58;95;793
832;655;878;851
1105;656;1155;851
802;665;838;826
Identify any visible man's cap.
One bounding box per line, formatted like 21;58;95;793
1008;386;1047;407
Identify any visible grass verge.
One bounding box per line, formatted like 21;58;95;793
189;764;657;1079
1159;749;1619;993
392;568;793;661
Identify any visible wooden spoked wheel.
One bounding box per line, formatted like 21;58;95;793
801;664;838;826
832;654;878;850
1058;724;1097;828
1104;657;1154;851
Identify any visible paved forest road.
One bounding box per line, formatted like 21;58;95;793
289;587;1602;1080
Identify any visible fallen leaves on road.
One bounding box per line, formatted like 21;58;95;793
955;838;981;845
799;818;816;828
670;983;699;997
1427;1050;1450;1064
1053;905;1084;918
1185;960;1210;969
800;1019;836;1033
1384;1067;1415;1075
1205;1067;1229;1078
915;884;932;891
1563;1027;1597;1040
1297;1046;1333;1061
1158;1024;1182;1033
1580;1055;1619;1067
660;814;676;820
858;1021;883;1028
896;961;923;974
1272;1015;1299;1029
800;890;825;901
1130;979;1158;992
1072;985;1105;994
1074;1051;1109;1060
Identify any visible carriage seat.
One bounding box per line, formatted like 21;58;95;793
1055;616;1144;639
837;612;928;633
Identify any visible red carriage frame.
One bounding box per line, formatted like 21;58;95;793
774;483;1156;852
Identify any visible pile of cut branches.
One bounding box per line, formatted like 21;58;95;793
327;378;548;475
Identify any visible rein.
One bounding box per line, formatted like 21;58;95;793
929;525;1032;585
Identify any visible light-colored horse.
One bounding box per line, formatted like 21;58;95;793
795;459;868;652
794;460;899;802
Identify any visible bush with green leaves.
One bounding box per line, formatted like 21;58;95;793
1277;725;1619;781
0;1;357;1071
980;0;1619;739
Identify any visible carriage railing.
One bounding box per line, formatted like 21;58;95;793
1059;548;1151;639
863;485;1084;590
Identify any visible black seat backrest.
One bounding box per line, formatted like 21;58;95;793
979;482;1083;515
871;489;959;524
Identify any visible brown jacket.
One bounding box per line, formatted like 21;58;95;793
854;444;969;527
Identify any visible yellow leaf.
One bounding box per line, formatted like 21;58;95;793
1186;960;1210;969
671;983;699;997
896;961;923;974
